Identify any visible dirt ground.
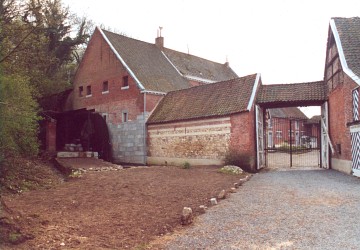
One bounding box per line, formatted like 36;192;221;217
1;161;244;249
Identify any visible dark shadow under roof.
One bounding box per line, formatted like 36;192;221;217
257;81;327;108
147;74;258;124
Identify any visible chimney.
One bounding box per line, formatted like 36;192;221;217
155;27;164;49
224;56;229;67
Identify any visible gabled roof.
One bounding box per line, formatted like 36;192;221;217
257;81;327;107
147;74;260;124
162;48;238;83
100;29;190;93
99;28;238;93
306;115;321;124
269;107;308;120
330;17;360;85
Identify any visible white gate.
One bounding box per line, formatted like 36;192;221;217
256;105;265;169
321;102;334;169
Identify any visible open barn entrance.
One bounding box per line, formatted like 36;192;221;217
44;109;112;161
255;80;330;170
264;107;321;170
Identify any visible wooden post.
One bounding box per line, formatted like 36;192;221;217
46;119;57;153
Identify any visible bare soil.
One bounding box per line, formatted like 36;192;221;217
1;160;244;249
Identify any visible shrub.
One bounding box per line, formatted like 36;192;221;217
224;150;253;173
182;161;191;169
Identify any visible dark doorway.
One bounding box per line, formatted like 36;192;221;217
55;109;112;161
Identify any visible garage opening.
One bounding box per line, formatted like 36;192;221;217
264;106;321;170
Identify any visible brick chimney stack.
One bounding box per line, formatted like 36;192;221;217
155;27;164;49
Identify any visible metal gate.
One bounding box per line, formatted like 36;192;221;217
265;115;321;169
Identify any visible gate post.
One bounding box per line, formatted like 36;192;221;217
289;119;292;167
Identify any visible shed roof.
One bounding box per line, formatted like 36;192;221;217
100;29;238;93
257;81;327;107
269;107;308;120
147;74;259;124
331;17;360;85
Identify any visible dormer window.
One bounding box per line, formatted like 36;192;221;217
102;81;109;94
122;76;129;89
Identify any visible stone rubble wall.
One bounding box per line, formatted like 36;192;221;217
147;117;231;165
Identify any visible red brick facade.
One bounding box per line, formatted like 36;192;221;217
328;73;357;161
230;111;256;166
69;29;162;123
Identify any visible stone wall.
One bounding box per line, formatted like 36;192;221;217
147;117;231;166
108;113;148;165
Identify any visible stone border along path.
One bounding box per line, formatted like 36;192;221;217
161;169;360;249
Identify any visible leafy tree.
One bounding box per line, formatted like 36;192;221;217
0;0;93;160
0;74;40;160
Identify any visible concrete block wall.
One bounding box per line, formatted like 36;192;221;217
109;113;148;165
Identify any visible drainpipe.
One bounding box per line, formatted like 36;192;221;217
143;91;147;165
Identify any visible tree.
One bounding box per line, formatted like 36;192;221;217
0;74;40;160
0;0;93;160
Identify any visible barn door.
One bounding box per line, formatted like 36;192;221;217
321;102;331;169
256;105;265;169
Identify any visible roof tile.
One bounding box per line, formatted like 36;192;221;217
333;17;360;79
102;29;237;92
147;74;258;124
257;81;327;105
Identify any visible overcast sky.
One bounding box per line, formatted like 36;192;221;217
62;0;360;117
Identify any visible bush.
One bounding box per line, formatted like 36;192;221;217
182;162;191;169
224;150;253;173
0;74;40;160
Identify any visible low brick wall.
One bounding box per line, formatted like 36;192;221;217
147;117;231;166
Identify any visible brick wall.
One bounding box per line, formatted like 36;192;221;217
328;73;357;163
67;29;164;164
147;113;257;168
147;117;232;166
229;111;256;169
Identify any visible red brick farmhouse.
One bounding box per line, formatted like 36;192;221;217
42;17;360;175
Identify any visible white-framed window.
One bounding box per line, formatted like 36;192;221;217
268;118;272;128
122;111;128;122
295;120;299;130
78;86;84;97
276;131;282;138
86;85;92;97
102;80;109;94
121;76;129;90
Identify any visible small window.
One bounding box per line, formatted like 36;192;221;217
79;86;84;97
86;85;92;96
102;81;109;93
122;76;129;89
276;131;282;138
122;112;128;122
295;121;299;130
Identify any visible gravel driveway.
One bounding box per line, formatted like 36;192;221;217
162;169;360;249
